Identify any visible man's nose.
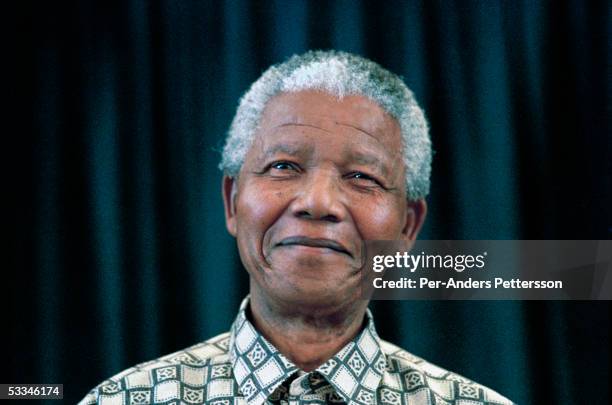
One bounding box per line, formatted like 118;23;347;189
291;170;346;223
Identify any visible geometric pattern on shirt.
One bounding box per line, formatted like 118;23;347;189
78;296;515;405
229;298;387;405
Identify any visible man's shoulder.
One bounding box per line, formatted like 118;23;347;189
78;332;232;405
379;339;515;405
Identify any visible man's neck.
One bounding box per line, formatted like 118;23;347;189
247;291;368;371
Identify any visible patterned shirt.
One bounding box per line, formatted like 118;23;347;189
79;298;514;405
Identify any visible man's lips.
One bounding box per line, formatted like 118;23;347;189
276;236;352;257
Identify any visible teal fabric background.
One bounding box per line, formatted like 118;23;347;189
7;1;610;404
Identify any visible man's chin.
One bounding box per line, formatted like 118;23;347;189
265;266;362;293
253;261;367;309
269;281;365;310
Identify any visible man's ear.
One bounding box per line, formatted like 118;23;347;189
222;175;238;237
401;199;427;241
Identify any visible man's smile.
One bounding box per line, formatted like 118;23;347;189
276;236;352;257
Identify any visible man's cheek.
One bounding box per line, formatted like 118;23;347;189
360;208;401;239
238;194;270;223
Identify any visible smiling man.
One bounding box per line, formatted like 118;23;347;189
80;51;513;405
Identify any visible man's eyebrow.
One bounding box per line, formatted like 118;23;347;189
261;143;311;159
346;150;391;177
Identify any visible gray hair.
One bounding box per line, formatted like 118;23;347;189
219;50;432;200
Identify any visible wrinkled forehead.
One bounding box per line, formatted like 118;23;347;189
257;90;402;143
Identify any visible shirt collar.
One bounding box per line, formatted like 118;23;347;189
229;296;386;405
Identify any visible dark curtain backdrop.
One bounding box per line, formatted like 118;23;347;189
8;1;610;404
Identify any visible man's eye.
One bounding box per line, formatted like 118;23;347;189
269;161;299;172
348;172;380;185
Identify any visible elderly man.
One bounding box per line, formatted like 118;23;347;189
80;51;513;405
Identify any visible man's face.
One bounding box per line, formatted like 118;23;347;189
223;90;426;309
